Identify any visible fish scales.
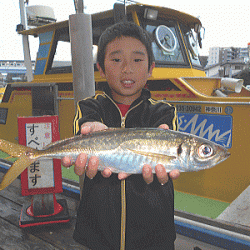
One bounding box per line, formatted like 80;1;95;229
41;129;174;172
42;129;181;170
0;128;230;190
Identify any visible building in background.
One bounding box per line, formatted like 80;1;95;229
205;45;250;77
207;47;220;66
221;57;247;78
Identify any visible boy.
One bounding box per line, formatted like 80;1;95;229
63;22;180;249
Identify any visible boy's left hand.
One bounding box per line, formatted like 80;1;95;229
118;124;180;184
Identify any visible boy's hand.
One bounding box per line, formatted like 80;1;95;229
62;122;109;179
142;164;180;185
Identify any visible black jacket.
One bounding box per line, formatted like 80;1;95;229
73;88;177;250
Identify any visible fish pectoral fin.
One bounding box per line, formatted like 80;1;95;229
122;146;176;162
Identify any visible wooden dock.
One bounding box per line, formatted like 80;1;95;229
0;172;88;250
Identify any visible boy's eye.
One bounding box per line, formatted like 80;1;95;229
110;58;144;63
112;58;121;62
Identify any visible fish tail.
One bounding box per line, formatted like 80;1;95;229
0;139;38;190
0;156;36;190
0;139;35;158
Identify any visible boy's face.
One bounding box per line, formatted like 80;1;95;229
97;36;155;105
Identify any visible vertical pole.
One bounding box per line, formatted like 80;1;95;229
19;0;34;82
69;14;95;111
69;10;95;197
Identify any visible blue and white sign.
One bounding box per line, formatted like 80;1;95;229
178;113;232;148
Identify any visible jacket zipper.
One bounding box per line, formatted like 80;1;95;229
104;93;143;128
120;101;143;127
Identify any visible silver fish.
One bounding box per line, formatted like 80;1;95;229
0;128;230;190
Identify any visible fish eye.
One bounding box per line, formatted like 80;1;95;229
198;144;213;158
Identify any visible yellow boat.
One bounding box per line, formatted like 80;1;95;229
0;2;250;206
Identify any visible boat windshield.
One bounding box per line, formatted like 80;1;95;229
47;21;202;74
145;22;187;66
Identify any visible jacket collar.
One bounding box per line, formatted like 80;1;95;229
103;85;151;107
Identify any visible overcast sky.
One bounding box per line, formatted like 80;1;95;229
0;0;249;60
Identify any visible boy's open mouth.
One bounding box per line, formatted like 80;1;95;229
121;80;135;88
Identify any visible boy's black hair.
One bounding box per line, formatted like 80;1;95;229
97;22;155;72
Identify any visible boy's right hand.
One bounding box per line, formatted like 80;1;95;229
61;122;111;179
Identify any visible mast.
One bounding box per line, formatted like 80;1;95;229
18;0;34;82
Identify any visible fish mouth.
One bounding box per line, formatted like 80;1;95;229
216;151;230;165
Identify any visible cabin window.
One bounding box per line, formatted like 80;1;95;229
52;40;72;69
182;26;202;68
46;20;113;74
145;23;187;66
46;27;72;74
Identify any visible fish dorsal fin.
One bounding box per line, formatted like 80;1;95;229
119;139;176;163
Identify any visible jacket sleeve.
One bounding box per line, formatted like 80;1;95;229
73;98;104;135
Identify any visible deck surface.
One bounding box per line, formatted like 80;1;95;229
0;172;88;250
217;184;250;227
